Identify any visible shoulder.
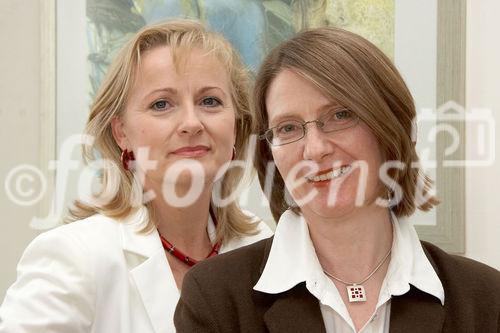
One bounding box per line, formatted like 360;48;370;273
421;241;500;302
0;215;125;332
33;213;122;250
422;241;500;282
22;211;140;269
58;213;123;235
176;237;274;331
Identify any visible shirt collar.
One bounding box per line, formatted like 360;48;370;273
386;211;445;305
254;210;445;305
253;210;322;293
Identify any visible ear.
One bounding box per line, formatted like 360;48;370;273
111;117;128;151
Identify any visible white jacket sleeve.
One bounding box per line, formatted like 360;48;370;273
0;228;95;333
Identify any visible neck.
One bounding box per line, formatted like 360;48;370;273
305;205;393;281
150;181;214;258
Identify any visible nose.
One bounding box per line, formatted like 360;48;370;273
302;124;334;161
177;105;204;136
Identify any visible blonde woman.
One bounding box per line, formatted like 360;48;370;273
0;20;271;333
175;27;500;332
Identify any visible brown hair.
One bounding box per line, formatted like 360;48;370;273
67;19;257;242
253;27;439;222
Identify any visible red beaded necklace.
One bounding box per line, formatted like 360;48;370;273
158;207;221;267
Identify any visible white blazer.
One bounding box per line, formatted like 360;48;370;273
0;207;273;333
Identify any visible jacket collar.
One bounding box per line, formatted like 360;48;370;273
260;282;445;333
257;238;445;333
388;241;446;331
263;283;327;333
389;285;445;331
255;218;327;332
119;206;177;333
120;206;162;258
255;210;446;332
118;205;219;333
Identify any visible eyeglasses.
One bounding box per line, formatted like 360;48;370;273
261;108;360;146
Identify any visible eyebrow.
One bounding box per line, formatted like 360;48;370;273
144;87;177;100
197;86;228;98
268;102;344;126
144;86;228;100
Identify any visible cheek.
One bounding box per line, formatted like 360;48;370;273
210;114;236;159
365;143;384;176
217;116;236;143
218;113;237;147
271;148;296;181
217;108;236;128
124;114;164;143
357;140;384;191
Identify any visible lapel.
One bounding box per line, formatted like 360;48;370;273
389;286;445;332
120;207;178;333
390;242;445;332
257;239;326;333
263;284;327;333
258;234;446;333
261;283;445;333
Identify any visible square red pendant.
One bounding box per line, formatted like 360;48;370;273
347;285;367;302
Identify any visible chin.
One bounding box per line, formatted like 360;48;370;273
162;170;208;187
306;200;355;219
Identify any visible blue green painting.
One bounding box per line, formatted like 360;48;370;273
86;0;394;96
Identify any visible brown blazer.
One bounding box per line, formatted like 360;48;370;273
174;237;500;332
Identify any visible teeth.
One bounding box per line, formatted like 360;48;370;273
307;165;351;182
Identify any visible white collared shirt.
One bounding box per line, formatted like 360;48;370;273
254;210;444;333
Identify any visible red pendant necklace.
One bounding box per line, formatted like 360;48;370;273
158;207;221;267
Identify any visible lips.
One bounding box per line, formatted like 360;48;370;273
172;145;210;157
306;165;352;182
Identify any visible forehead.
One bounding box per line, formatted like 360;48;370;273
135;45;230;88
265;69;341;123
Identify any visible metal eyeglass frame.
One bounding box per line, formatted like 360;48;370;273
260;108;360;146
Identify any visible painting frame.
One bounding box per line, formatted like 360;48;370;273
414;0;466;253
39;0;466;253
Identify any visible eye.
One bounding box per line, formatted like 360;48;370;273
320;108;358;133
276;122;301;136
200;96;222;107
332;108;353;120
150;100;172;112
322;108;354;124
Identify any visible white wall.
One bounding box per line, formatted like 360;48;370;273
465;0;500;269
0;0;41;298
0;0;499;299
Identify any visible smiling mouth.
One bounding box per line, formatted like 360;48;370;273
305;165;352;182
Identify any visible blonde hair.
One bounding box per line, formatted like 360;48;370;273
67;19;258;242
253;27;439;222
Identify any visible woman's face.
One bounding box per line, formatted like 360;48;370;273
266;69;384;219
112;46;236;191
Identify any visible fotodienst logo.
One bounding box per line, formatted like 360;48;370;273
3;101;496;230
